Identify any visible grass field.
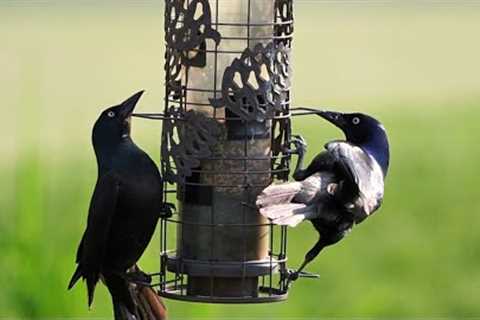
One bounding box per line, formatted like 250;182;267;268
1;2;480;318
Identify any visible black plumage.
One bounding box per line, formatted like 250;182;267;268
257;111;390;281
68;91;171;318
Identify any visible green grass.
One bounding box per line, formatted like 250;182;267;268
1;2;480;318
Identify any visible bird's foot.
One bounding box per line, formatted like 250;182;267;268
124;270;152;286
160;202;176;218
286;269;320;287
287;269;300;282
289;135;307;156
285;269;300;289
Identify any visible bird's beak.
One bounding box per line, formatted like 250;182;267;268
317;110;346;129
119;90;144;119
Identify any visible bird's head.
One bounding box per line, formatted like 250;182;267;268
92;90;144;150
318;110;390;175
318;111;384;144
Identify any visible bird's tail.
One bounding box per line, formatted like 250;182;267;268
112;298;137;320
256;181;302;208
257;172;337;227
68;264;99;309
256;181;314;227
103;272;138;320
259;203;318;227
137;286;168;320
68;265;82;290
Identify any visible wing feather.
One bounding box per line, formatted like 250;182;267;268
78;172;120;306
82;172;120;272
326;141;384;218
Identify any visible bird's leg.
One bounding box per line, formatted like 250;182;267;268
123;266;152;286
124;272;152;287
287;238;325;285
289;135;308;181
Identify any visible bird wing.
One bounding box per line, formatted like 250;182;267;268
294;151;337;181
79;171;120;306
326;141;384;216
82;172;120;270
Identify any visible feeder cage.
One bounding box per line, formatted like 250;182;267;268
155;0;294;303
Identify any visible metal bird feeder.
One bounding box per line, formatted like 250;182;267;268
140;0;294;303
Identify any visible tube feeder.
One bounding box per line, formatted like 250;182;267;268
151;0;294;303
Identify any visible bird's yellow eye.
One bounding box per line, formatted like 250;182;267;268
352;117;360;125
107;111;115;118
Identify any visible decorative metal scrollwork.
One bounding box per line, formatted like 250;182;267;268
165;47;183;99
271;42;291;110
161;109;222;183
165;0;221;68
271;118;291;181
210;43;291;122
274;0;294;46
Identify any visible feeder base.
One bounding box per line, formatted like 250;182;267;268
157;284;288;304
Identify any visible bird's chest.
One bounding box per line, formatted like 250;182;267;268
108;166;160;213
118;179;161;210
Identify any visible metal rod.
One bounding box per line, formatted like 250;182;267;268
164;218;274;228
134;106;328;122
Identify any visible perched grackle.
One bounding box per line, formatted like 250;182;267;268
257;111;389;281
68;91;172;319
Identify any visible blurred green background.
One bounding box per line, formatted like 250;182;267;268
1;1;480;318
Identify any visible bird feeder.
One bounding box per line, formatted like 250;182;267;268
139;0;294;303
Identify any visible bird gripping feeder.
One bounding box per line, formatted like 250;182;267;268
148;0;295;303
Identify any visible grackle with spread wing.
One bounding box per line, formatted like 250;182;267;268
68;91;172;319
257;111;389;281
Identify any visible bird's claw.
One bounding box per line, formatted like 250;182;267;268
284;269;300;289
160;202;176;218
289;135;307;156
287;269;300;282
124;270;152;286
285;269;320;287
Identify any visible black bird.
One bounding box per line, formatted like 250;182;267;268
257;111;390;281
68;91;171;319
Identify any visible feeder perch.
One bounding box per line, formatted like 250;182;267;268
141;0;295;303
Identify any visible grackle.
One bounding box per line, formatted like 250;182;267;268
68;91;172;319
257;111;389;282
